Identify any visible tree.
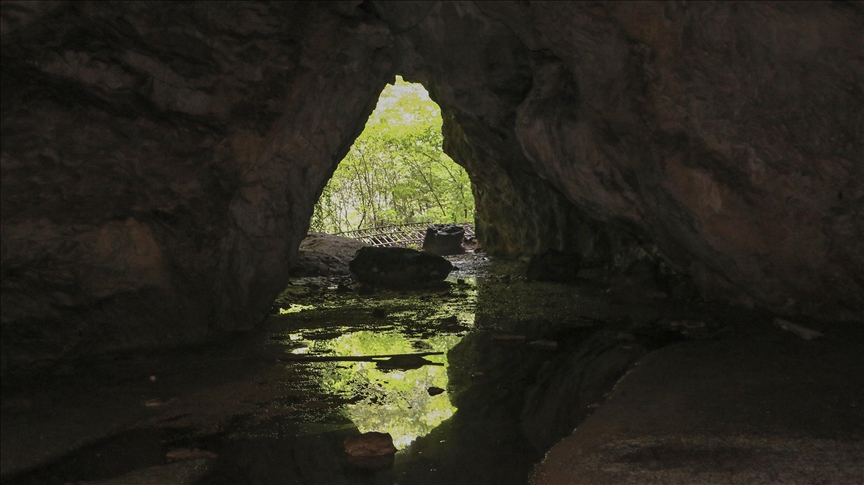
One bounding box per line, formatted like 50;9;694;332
310;77;474;233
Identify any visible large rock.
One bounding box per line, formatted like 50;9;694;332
422;224;465;256
1;1;861;370
349;247;452;288
290;233;367;277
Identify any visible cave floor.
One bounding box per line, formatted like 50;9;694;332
1;255;862;485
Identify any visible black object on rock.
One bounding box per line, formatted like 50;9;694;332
349;247;453;288
422;224;465;256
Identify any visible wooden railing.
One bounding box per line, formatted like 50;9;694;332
334;222;475;248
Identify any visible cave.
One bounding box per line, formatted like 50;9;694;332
1;2;862;484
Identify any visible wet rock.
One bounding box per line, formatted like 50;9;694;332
349;247;453;289
344;432;397;457
492;333;526;341
290;233;368;277
166;448;218;461
526;250;584;283
143;397;176;408
521;329;649;451
774;318;824;340
533;325;864;485
422;224;465;256
345;453;395;471
73;458;216;485
608;259;669;300
527;340;558;350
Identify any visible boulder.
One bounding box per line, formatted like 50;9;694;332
349;247;452;288
422;224;465;256
344;432;397;470
290;233;367;277
344;432;397;458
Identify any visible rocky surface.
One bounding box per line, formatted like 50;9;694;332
533;323;864;485
0;1;394;370
520;329;649;452
422;224;465;256
290;233;367;277
1;1;862;369
349;247;452;288
383;1;864;320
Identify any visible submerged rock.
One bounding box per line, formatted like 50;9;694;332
344;432;397;457
349;247;452;289
344;432;397;470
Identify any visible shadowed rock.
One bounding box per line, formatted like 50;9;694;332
290;233;367;277
349;247;452;289
526;250;584;283
423;224;465;256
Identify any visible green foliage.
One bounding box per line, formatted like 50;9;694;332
310;77;474;233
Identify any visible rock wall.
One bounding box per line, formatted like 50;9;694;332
377;1;863;317
1;1;861;369
0;1;394;370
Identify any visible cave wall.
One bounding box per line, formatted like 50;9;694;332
0;1;394;370
376;1;863;317
1;1;861;370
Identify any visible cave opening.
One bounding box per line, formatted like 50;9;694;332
1;2;862;484
310;76;475;236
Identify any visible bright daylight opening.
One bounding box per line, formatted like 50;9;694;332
301;76;477;448
310;76;475;234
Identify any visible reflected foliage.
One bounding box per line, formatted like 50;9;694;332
316;331;460;448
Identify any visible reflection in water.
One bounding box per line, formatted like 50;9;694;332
279;303;315;314
314;330;461;449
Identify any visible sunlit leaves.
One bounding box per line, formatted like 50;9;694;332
311;77;474;233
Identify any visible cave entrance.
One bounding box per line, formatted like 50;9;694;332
310;76;474;237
